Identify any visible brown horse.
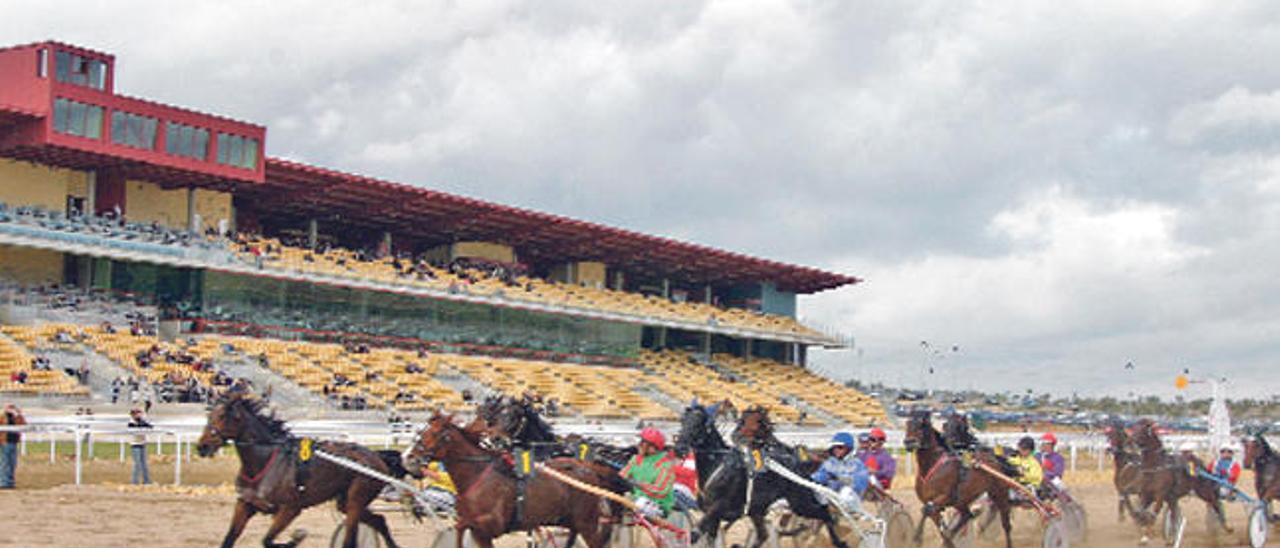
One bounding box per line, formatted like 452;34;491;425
195;392;403;548
1242;429;1280;520
1104;418;1143;522
733;406;847;548
1128;419;1230;541
902;410;1015;548
404;412;615;548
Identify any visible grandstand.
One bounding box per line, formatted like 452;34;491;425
0;40;885;426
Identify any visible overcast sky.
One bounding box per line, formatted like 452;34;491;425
8;1;1279;397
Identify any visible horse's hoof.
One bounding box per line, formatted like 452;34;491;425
291;529;308;542
1139;535;1149;545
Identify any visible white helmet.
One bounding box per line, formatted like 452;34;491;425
1220;444;1237;453
1177;441;1197;452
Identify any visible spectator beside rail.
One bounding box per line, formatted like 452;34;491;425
127;408;153;485
0;403;25;488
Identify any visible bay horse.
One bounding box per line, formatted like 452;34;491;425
1128;419;1230;541
479;394;635;471
673;400;747;547
902;410;1015;548
1242;428;1280;521
405;412;615;548
195;392;404;548
732;406;850;548
1104;418;1143;522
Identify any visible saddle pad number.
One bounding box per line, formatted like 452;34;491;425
299;438;314;462
518;449;533;477
578;443;591;461
752;449;764;472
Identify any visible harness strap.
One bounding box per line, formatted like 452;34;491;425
239;446;282;487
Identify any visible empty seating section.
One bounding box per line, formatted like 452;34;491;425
0;327;89;395
441;354;677;421
638;350;808;424
205;336;466;413
712;353;886;426
231;236;824;339
80;326;217;387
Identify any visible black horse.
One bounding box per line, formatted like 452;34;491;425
673;400;749;547
479;394;636;473
732;406;850;548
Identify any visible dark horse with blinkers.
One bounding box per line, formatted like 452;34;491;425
1242;427;1280;522
1128;418;1230;541
196;392;407;548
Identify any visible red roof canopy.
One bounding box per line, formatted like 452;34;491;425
246;158;859;293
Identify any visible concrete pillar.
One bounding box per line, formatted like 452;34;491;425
613;270;625;291
656;327;667;349
744;339;753;359
381;231;393;258
186;187;198;233
662;278;670;299
704;284;712;304
701;332;712;358
85;172;97;216
307;219;319;250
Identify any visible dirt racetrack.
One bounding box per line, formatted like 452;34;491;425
0;455;1270;547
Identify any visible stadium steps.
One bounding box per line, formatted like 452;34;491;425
213;352;331;412
630;381;687;416
40;348;128;402
777;396;842;428
432;364;524;407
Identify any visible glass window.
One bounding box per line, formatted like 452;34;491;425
53;50;107;90
110;111;158;149
215;133;259;169
37;49;48;78
165;122;210;160
51;98;103;139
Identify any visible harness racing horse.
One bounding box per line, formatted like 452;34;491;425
195;392;405;548
1128;419;1230;541
405;412;616;548
1104;418;1143;522
902;410;1015;548
479;394;636;472
673;400;747;547
1242;428;1280;521
732;406;851;548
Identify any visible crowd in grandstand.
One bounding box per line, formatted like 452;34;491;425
0;202;226;251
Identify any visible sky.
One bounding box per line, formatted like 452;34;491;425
7;1;1279;398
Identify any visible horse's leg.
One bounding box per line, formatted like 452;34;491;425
944;507;973;548
261;505;304;548
821;516;851;548
220;499;256;548
747;511;770;548
358;508;398;548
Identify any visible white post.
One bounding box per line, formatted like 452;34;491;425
19;433;25;456
1069;444;1077;472
119;439;126;462
48;433;55;464
74;428;83;485
173;434;182;486
155;436;162;456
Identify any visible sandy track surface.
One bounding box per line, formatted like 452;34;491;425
0;457;1269;547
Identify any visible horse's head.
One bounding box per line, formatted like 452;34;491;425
1129;418;1163;452
675;399;724;455
406;412;473;472
197;392;251;457
902;410;934;453
1242;428;1271;470
731;405;773;447
941;412;971;445
1103;418;1128;450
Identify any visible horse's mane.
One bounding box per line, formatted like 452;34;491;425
229;395;290;440
680;401;729;451
739;405;779;446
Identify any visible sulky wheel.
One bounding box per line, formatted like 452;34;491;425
1060;500;1087;544
1040;518;1069;548
1160;505;1183;543
428;528;475;548
879;504;915;548
330;523;381;548
1248;506;1269;548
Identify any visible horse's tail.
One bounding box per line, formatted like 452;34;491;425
376;449;409;478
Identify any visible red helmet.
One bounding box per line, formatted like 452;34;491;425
1040;432;1058;445
869;427;887;441
639;427;666;450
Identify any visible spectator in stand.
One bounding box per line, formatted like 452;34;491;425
1;403;25;488
127;408;153;485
